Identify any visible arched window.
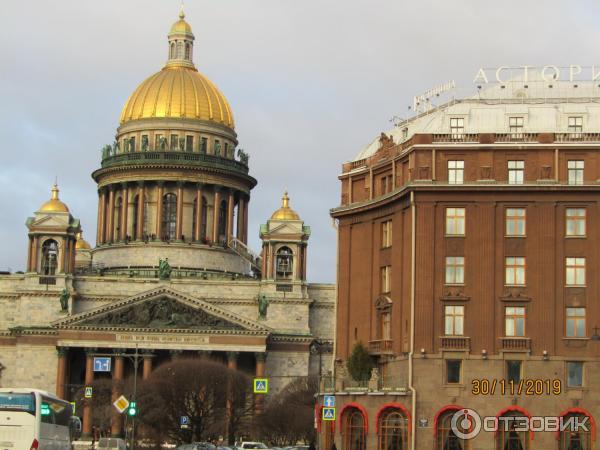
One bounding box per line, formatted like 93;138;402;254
41;239;59;275
201;196;208;241
177;41;184;59
185;42;191;59
162;193;177;240
496;411;530;450
378;408;408;450
276;246;293;279
436;409;469;450
218;199;227;243
559;411;593;450
343;408;366;450
114;197;122;238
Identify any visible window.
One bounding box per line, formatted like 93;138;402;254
505;307;526;337
566;257;586;286
448;160;464;185
155;134;166;150
402;127;408;140
200;137;208;153
505;208;526;236
224;142;230;158
509;117;524;138
185;135;194;152
566;208;586;237
114;197;122;238
380;311;391;340
380;175;393;195
506;361;522;384
380;266;391;293
496;412;530;450
505;257;526;285
218;200;227;243
445;257;465;285
508;160;525;184
559;412;591;450
444;305;464;336
381;220;392;248
377;408;408;450
131;194;147;240
436;409;470;450
446;360;461;384
185;43;191;59
200;196;208;241
41;239;58;275
445;207;465;236
568;160;584;185
450;117;464;138
568;116;583;137
162;193;177;240
567;362;584;387
566;308;586;338
276;246;293;280
342;409;366;450
170;134;178;150
214;139;222;156
141;135;149;151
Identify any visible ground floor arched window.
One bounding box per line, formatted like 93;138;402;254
342;407;366;450
559;411;593;450
496;411;530;450
436;408;469;450
378;408;408;450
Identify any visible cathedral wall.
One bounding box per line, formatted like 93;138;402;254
265;350;310;395
0;344;57;394
308;284;336;340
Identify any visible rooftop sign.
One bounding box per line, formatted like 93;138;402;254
473;65;600;84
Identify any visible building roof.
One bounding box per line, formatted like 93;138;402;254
271;191;301;221
353;75;600;162
38;184;69;213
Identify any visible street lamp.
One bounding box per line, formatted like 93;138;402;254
117;344;141;450
310;339;333;382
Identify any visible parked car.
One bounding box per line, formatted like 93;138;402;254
177;443;217;450
97;438;127;450
238;443;268;450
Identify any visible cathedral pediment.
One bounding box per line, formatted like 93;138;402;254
53;286;270;334
266;222;304;235
28;215;70;229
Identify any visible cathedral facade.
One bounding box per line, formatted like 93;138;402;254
0;11;334;438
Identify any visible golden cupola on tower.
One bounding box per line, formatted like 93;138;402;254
271;191;301;221
38;184;70;213
91;10;257;276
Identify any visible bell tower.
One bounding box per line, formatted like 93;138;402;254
260;191;310;285
26;184;81;275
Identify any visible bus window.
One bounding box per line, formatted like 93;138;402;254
0;392;35;415
41;396;72;427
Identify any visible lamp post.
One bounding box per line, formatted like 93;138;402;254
310;339;333;382
118;344;140;449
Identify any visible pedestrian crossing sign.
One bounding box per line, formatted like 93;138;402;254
253;378;269;394
322;407;336;421
84;386;93;398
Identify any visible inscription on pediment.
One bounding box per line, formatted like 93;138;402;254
83;297;244;330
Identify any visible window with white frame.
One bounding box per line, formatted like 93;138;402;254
445;256;465;285
566;257;586;286
508;160;525;184
509;117;524;138
380;266;391;293
505;306;526;337
568;116;583;137
448;160;464;185
445;207;466;236
566;208;586;237
505;257;526;285
505;208;526;236
566;307;586;338
444;305;464;336
381;220;392;248
450;118;464;138
567;160;584;185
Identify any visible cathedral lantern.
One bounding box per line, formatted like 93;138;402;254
26;184;80;275
260;191;310;284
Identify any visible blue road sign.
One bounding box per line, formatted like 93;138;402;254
180;416;190;426
93;357;111;372
324;395;335;408
322;407;336;421
253;378;268;394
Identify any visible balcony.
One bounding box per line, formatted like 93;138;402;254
368;339;394;356
440;336;471;351
500;337;531;351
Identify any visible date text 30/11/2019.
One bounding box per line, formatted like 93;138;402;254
471;379;562;396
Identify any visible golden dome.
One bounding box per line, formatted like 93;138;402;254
170;10;192;34
119;66;234;128
75;232;91;250
271;191;301;221
39;184;70;213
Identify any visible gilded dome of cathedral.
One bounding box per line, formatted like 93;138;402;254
271;191;301;221
39;184;70;213
119;11;234;129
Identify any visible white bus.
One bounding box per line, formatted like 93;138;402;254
0;388;75;450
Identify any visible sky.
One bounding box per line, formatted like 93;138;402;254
1;0;600;282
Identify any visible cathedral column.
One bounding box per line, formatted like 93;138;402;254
176;182;184;240
57;237;66;274
225;351;238;444
55;347;68;399
212;189;221;243
82;350;95;437
107;186;115;242
236;196;244;241
254;353;266;415
142;352;153;380
226;190;234;244
243;196;249;244
302;246;307;281
136;182;145;240
97;189;106;244
155;182;164;239
111;355;124;437
194;184;203;241
27;236;33;272
120;183;129;240
31;236;39;273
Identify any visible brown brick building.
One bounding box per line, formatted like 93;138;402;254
319;79;600;450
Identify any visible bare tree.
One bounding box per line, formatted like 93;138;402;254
258;376;318;446
136;358;253;445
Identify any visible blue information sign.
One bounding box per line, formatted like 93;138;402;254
93;357;111;372
324;395;335;408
